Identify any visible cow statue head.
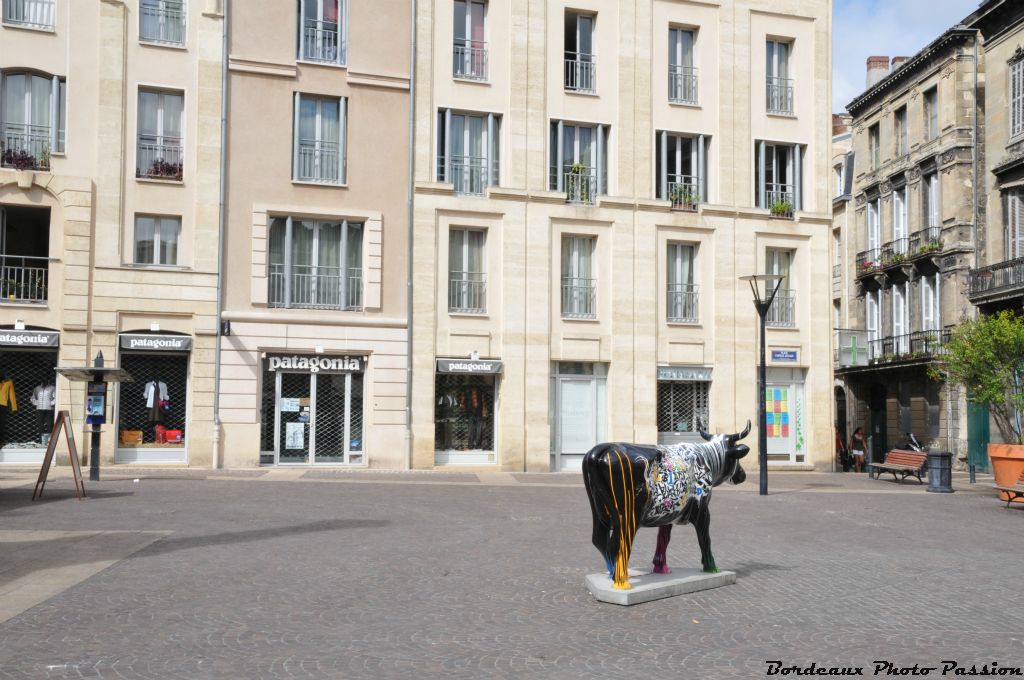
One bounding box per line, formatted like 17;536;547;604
699;420;751;486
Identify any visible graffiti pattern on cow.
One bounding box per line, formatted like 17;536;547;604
642;442;714;525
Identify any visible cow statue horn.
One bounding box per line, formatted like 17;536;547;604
698;428;714;441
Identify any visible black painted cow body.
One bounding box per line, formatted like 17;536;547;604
582;423;750;590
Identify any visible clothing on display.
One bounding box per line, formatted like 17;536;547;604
144;380;169;424
31;383;56;439
0;377;17;411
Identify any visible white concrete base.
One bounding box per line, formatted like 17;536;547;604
585;567;736;606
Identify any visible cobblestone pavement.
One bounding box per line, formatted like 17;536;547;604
0;469;1022;679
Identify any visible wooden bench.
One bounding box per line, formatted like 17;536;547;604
994;470;1024;509
869;449;928;484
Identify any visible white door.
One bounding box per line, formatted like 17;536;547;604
765;372;805;464
557;378;595;471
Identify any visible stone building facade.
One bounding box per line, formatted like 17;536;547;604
0;1;223;466
838;35;982;464
215;0;411;468
410;0;835;472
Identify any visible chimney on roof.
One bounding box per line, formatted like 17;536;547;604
866;55;890;88
832;113;852;136
890;56;910;71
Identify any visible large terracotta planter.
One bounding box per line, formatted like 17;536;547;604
989;443;1024;503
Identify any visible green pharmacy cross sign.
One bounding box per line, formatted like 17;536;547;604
839;330;869;367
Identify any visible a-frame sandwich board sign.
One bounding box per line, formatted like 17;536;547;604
32;411;86;501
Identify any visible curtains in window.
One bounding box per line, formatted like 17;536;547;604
138;90;183;142
549;121;608;193
449;229;484;277
755;141;802;210
134;216;180;265
0;72;65;155
667;244;693;287
561;236;593;281
1006;189;1024;260
669;28;693;68
437;109;499;189
657;131;707;200
294;93;346;183
267;217;363;308
766;249;791;291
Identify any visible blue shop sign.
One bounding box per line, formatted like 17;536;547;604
771;350;798;362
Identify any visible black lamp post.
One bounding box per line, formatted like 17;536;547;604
739;274;784;496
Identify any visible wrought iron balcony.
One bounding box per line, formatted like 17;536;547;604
908;227;942;257
766;184;794;217
565;169;597;205
295;139;340;184
564;52;596;93
2;123;51;170
137;135;183;180
140;0;185;45
0;255;48;304
562;276;596;318
968;256;1024;303
667;283;699;322
268;263;362;310
450;155;486;196
668;65;698;104
856;248;882;277
667;174;700;211
766;77;794;114
766;288;795;327
867;329;951;364
453;40;488;80
449;272;486;313
302;20;344;63
2;0;54;29
879;237;910;268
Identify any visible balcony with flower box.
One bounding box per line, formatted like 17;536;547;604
866;329;951;366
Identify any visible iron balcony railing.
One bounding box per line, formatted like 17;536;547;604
766;288;795;327
137;135;183;180
766;184;795;217
302;20;344;63
667;174;700;211
968;256;1024;300
562;276;596;318
140;0;185;45
268;264;362;310
856;247;882;276
908;227;942;256
565;170;597;205
1;122;50;170
0;255;48;304
453;40;488;80
449;271;486;313
295;139;340;183
2;0;54;29
766;76;794;114
868;329;951;363
667;283;698;322
879;237;910;266
450;155;486;196
564;52;596;93
668;64;698;104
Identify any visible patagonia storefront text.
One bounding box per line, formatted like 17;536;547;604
0;328;59;464
260;354;365;465
116;333;192;463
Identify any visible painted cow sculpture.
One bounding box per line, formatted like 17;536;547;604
582;422;751;590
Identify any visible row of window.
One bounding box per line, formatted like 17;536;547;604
863;273;941;352
452;2;797;115
863;173;939;255
2;0;349;67
444;230;797;327
866;87;939;170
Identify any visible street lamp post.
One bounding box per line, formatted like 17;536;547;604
739;274;784;496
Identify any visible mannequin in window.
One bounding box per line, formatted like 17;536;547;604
467;385;489;450
437;385;460;450
31;381;56;442
144;379;169;425
0;370;15;447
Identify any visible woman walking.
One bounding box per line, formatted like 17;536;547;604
850;427;867;473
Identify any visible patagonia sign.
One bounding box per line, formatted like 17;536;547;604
436;359;503;374
120;334;193;352
267;355;364;374
0;330;60;348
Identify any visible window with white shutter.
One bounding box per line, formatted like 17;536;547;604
1011;59;1024;139
866;290;880;358
1007;188;1024;260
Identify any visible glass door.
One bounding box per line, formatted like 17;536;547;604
278;372;311;463
315;373;348;463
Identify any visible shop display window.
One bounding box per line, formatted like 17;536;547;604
657;381;709;434
434;374;495;451
0;350;58;452
117;352;189;449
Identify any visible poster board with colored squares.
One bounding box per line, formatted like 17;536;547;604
765;385;793;455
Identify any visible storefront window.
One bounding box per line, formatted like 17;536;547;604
657;381;709;435
0;340;58;462
117;350;189;462
434;374;494;452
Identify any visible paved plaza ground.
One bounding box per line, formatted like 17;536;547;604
0;466;1022;679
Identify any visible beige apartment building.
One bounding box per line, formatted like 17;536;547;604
837;40;981;465
0;0;222;466
410;0;834;471
215;0;410;468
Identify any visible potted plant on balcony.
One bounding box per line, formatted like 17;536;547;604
568;162;590;204
2;146;38;188
769;199;793;218
859;260;878;275
930;310;1024;499
668;184;699;211
146;159;184;181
